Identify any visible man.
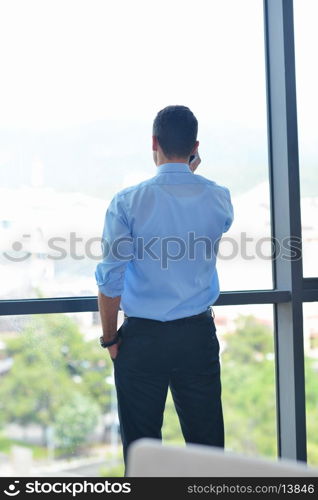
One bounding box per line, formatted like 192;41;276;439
95;105;233;475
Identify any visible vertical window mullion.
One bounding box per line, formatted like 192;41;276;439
264;0;306;461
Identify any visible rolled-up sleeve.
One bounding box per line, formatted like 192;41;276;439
95;194;134;297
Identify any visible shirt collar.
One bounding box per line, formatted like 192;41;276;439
156;163;192;175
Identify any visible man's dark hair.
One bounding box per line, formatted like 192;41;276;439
153;105;198;158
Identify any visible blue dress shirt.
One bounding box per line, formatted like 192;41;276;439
95;163;234;321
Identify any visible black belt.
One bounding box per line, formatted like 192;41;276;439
124;306;215;322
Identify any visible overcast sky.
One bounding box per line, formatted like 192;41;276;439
0;0;316;142
0;0;266;130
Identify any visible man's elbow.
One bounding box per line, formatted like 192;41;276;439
98;288;121;300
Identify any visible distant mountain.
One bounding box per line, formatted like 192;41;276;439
0;120;316;199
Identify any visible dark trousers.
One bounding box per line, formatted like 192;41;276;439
112;309;224;475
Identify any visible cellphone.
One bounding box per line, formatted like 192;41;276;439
189;155;195;163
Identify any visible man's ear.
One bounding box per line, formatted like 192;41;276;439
152;135;159;151
191;140;200;155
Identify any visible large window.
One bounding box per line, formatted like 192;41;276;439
293;4;318;466
0;0;317;476
294;0;318;278
0;0;270;300
0;307;275;476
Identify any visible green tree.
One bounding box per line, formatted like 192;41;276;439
54;392;100;452
221;314;277;457
0;314;111;448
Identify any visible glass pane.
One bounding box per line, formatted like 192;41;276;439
294;0;318;278
0;0;271;299
0;311;125;477
163;304;277;459
0;305;276;477
303;302;318;466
